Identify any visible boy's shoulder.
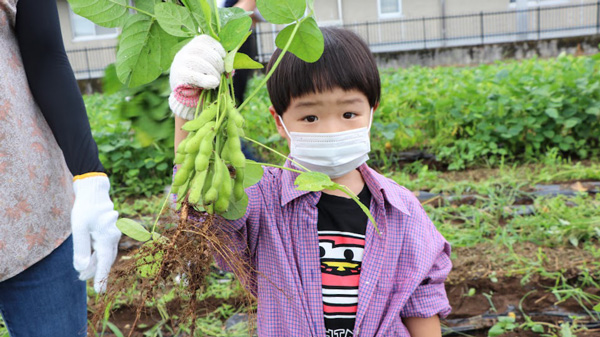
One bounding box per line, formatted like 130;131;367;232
359;164;420;215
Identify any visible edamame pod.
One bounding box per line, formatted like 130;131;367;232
195;153;210;172
188;170;208;205
181;102;219;131
173;167;190;186
200;131;216;156
233;169;244;200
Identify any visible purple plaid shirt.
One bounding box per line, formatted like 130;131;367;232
218;162;452;336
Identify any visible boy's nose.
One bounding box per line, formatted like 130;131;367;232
319;121;345;133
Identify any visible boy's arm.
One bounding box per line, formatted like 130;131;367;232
402;316;442;337
399;188;452;323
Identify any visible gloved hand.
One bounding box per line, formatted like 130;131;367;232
71;173;121;293
169;34;226;120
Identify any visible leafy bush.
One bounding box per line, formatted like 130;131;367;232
242;53;600;169
85;88;173;199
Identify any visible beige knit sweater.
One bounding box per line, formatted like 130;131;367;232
0;0;73;281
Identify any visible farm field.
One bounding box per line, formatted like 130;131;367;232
77;54;600;336
87;158;600;337
2;52;599;336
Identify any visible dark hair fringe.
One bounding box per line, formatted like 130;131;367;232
266;27;381;115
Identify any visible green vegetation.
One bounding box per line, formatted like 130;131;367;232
242;54;600;170
85;91;174;200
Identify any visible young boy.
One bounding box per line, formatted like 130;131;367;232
170;27;451;337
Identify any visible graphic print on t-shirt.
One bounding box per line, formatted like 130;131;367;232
319;230;365;337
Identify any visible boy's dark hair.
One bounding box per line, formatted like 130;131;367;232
266;27;380;115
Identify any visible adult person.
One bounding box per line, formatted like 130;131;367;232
0;0;121;335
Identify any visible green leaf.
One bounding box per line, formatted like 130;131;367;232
531;324;544;333
244;160;264;187
220;16;253;51
294;171;335;191
189;0;217;38
593;302;600;312
222;192;249;220
586;107;600;116
102;63;124;94
275;17;324;63
116;15;178;87
105;322;125;337
563;118;579;129
171;37;193;57
307;0;315;12
487;324;505;337
218;7;251;27
256;0;306;24
224;50;236;73
154;2;197;37
133;0;159;14
234;52;264;70
69;0;129;28
545;108;559;119
224;31;252;72
568;235;579;247
560;323;573;337
116;218;152;242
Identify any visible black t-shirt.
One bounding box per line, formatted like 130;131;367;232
317;185;371;337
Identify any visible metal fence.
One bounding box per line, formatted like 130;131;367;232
66;45;117;80
255;2;600;62
67;2;600;79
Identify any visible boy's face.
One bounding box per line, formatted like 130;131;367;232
269;87;374;145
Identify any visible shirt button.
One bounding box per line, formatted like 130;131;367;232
365;281;369;285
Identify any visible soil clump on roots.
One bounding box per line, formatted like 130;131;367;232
89;202;256;337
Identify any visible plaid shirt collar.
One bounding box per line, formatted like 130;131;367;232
280;160;411;217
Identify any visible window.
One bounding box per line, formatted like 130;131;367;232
314;0;343;26
509;0;569;7
378;0;402;19
69;8;118;41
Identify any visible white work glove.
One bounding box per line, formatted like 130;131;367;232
71;173;121;293
169;34;226;120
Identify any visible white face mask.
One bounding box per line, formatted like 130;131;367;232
278;108;373;179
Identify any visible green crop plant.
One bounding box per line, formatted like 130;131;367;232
70;0;378;231
243;54;600;171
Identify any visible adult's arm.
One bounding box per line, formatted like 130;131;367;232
15;0;104;176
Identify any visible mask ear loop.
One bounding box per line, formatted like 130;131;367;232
367;107;374;131
277;114;293;139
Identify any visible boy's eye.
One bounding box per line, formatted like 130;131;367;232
303;115;318;122
343;112;356;119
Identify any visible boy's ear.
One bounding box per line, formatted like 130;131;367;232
269;106;289;142
373;102;380;112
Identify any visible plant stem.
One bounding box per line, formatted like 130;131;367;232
194;90;206;120
237;18;304;112
213;0;221;33
126;5;154;17
339;184;380;234
242;136;309;171
246;161;304;174
151;190;172;234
